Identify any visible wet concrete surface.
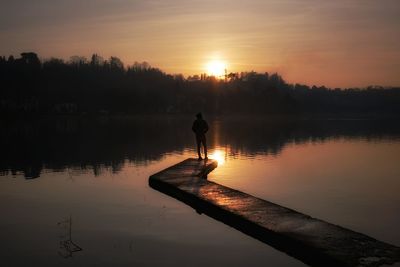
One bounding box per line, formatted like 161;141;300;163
149;158;400;267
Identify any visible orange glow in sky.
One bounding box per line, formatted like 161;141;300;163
1;0;400;88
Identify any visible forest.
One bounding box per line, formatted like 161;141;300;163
1;52;400;116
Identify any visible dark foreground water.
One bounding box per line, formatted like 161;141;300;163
1;116;400;266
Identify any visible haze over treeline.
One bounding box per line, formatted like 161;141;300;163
1;52;400;116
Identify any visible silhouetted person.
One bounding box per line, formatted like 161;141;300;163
192;113;209;160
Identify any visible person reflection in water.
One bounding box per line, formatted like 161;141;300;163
192;112;209;160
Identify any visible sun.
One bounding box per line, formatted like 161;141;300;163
206;60;226;77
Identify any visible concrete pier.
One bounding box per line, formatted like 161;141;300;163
149;158;400;267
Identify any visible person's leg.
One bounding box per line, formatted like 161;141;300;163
196;136;202;159
203;137;208;159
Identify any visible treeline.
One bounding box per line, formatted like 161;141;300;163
1;52;400;115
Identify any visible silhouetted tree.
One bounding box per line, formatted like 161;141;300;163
0;52;399;116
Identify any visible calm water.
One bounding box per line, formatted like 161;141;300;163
1;116;400;266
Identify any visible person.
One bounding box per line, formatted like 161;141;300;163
192;112;209;160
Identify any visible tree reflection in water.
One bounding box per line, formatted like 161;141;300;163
1;116;399;178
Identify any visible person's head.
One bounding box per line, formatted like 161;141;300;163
196;112;202;119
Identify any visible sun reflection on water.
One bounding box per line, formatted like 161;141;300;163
209;149;226;165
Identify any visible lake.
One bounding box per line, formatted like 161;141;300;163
1;116;399;266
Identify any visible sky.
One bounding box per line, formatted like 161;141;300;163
1;0;399;88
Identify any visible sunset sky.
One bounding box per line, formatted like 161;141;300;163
1;0;399;88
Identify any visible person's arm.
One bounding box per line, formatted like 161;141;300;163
192;121;196;133
204;121;209;133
